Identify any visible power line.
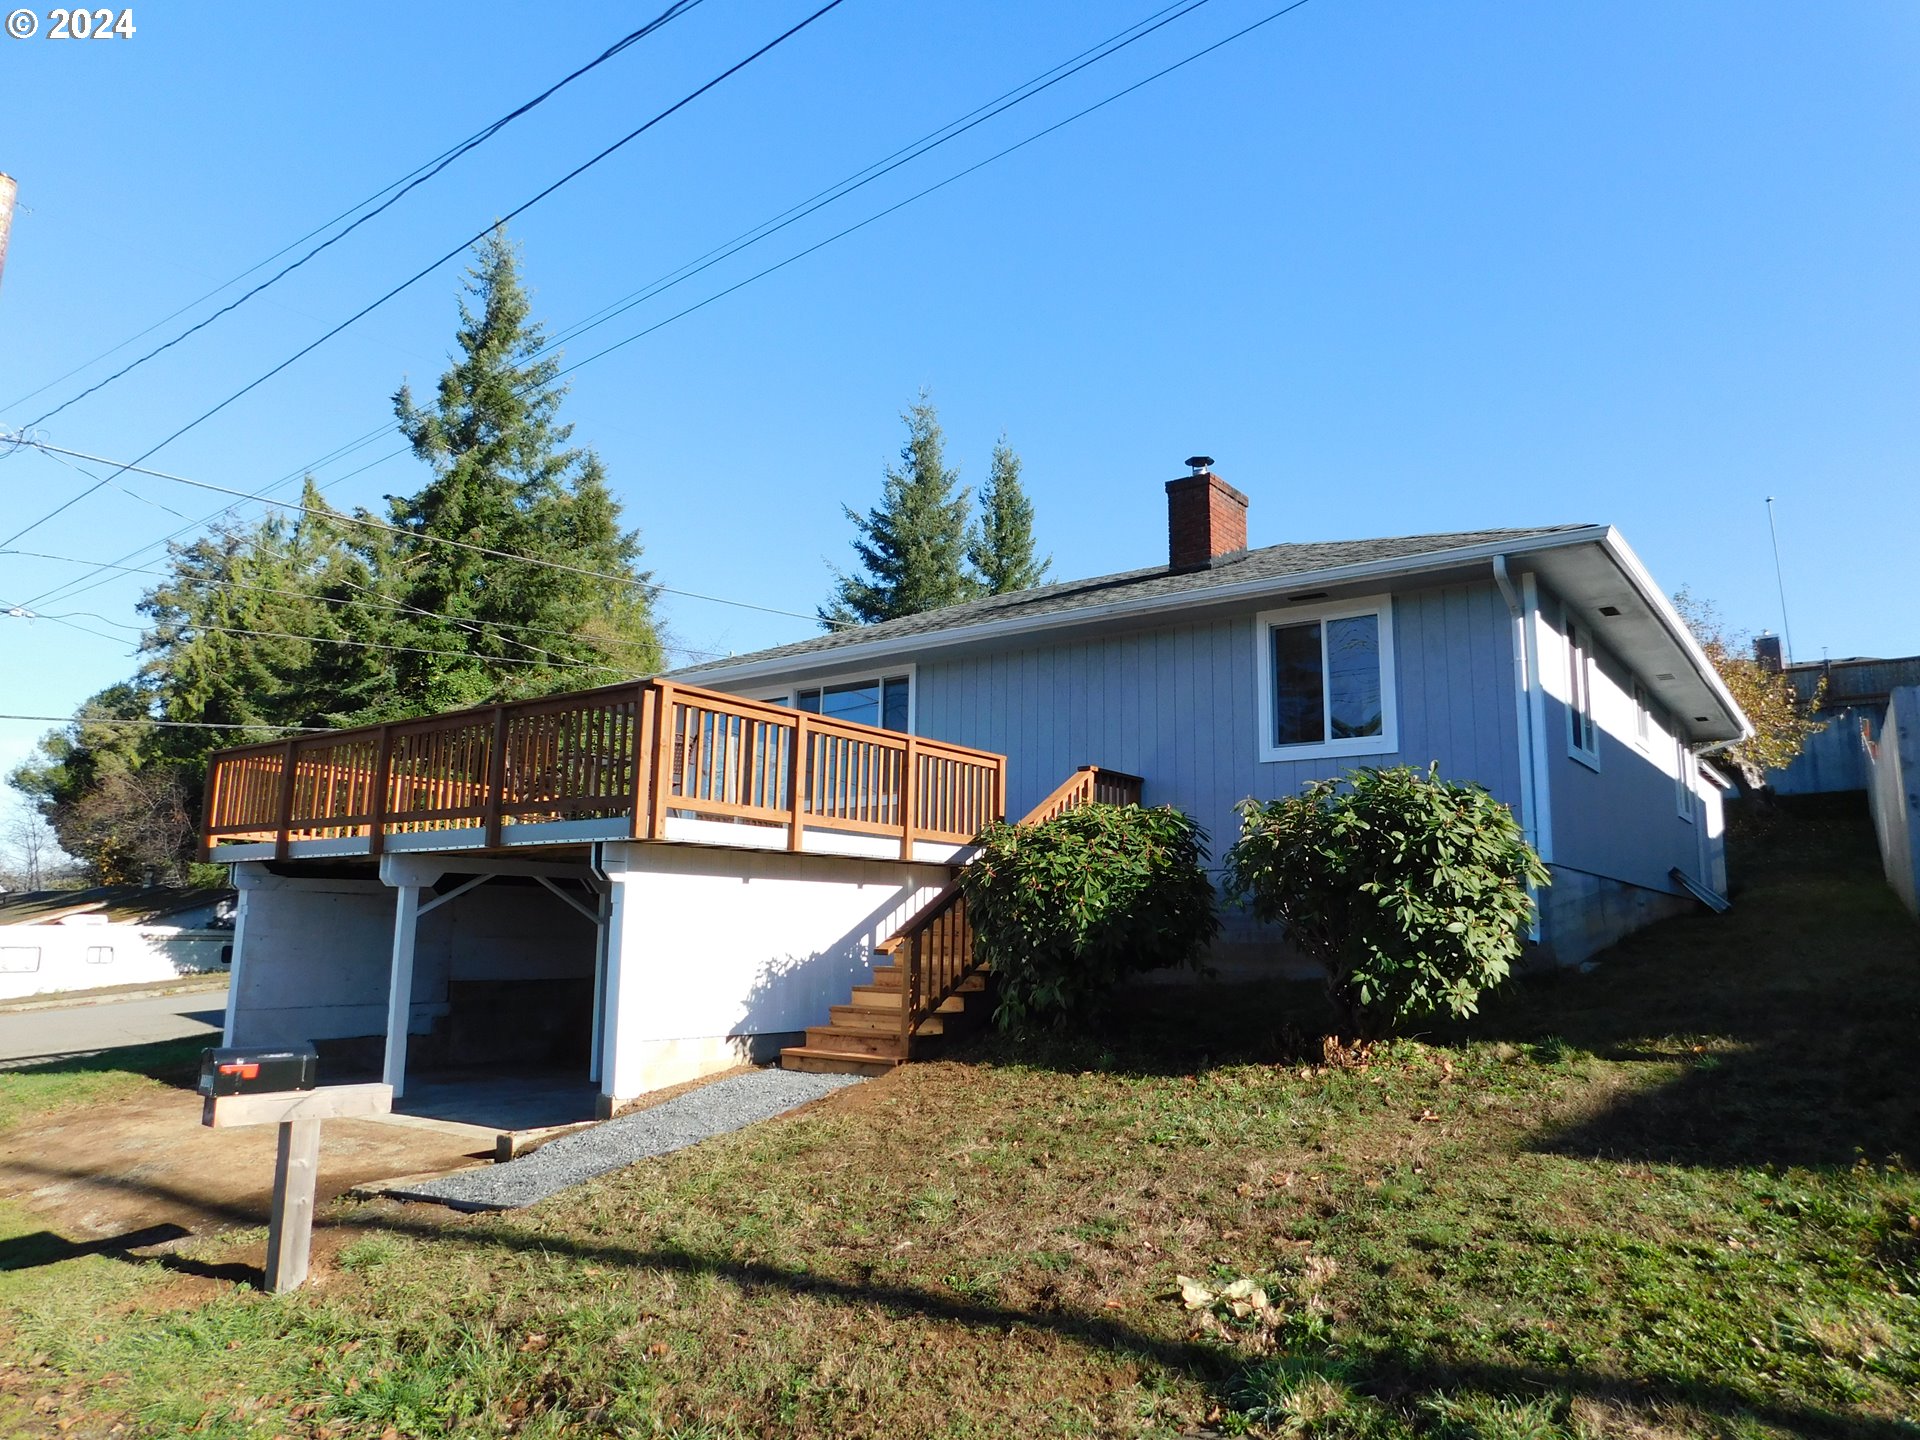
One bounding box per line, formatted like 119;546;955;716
7;437;846;629
538;0;1220;359
10;0;1215;612
0;714;333;733
11;0;1317;622
0;0;850;551
4;548;724;664
14;1;708;431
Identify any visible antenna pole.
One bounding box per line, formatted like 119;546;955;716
1764;496;1795;665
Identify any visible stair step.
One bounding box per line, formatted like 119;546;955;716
779;1046;901;1077
828;1005;945;1035
848;986;969;1014
866;965;987;994
805;1026;907;1058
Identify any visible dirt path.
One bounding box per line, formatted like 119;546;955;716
0;1081;488;1244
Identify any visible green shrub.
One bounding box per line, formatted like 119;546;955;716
1224;765;1549;1039
961;803;1219;1030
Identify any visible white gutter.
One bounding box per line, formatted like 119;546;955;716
1491;557;1544;856
1596;528;1753;744
687;525;1618;688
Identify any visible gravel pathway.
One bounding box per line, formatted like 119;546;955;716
384;1069;866;1211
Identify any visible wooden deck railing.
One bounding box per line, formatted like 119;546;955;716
891;765;1144;1056
201;678;1007;861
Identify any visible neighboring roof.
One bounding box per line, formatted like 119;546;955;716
675;525;1594;679
0;885;233;927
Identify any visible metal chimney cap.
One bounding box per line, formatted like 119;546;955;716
1184;455;1213;474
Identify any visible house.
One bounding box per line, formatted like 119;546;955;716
205;462;1748;1114
0;885;233;1001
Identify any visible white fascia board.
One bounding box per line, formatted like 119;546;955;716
686;526;1617;689
1597;529;1753;743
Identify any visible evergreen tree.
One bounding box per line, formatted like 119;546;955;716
381;226;660;712
966;435;1049;594
822;394;976;627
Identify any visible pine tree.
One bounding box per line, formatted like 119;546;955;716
822;394;976;627
967;435;1049;594
381;226;660;712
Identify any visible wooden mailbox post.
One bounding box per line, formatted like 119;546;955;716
201;1081;392;1293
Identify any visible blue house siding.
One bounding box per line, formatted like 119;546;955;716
913;578;1524;855
1531;580;1704;897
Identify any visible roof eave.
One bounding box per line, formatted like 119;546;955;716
682;526;1618;688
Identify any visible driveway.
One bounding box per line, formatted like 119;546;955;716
0;985;228;1068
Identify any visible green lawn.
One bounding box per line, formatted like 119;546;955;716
1;799;1915;1438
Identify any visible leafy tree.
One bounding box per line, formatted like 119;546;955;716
8;685;203;884
967;435;1049;594
1672;588;1825;793
822;393;977;626
961;803;1219;1030
381;225;660;714
1225;765;1549;1041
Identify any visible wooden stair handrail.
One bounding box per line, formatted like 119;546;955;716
888;762;1143;1056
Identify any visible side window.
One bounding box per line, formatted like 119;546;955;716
1632;681;1651;748
793;674;912;733
1566;619;1600;768
1675;736;1695;821
0;947;41;974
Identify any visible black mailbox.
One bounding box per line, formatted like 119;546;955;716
198;1045;318;1097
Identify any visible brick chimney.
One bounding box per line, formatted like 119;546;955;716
1165;456;1248;571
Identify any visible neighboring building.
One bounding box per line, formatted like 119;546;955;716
204;462;1748;1113
0;886;233;1001
1769;651;1920;796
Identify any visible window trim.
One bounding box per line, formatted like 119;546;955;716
1565;617;1601;771
1254;593;1398;764
1675;736;1696;822
1631;679;1652;750
744;662;919;736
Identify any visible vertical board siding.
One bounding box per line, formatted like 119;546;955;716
912;580;1524;859
1530;578;1706;894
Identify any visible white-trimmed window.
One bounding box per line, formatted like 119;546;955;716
1255;595;1397;763
791;672;912;733
85;945;114;966
1566;619;1600;769
1675;736;1695;821
1632;680;1652;749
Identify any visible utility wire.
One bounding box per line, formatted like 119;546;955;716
0;0;850;551
11;0;1214;613
3;0;707;422
11;0;1316;622
4;548;724;663
0;714;334;733
8;438;845;629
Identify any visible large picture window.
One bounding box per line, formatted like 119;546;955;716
794;673;912;733
1255;596;1397;762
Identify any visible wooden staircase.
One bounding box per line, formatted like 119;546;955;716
780;765;1142;1077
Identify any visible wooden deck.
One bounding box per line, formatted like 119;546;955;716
201;678;1007;864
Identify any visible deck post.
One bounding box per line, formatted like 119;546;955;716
484;704;510;849
787;715;807;852
649;683;676;841
368;725;392;856
900;735;918;861
383;883;422;1099
629;683;654;840
272;740;298;861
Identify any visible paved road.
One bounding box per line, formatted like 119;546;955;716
0;986;228;1067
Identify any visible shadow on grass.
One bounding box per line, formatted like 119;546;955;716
962;796;1920;1171
14;1161;1907;1440
0;1035;208;1092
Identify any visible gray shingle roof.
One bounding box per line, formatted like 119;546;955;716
674;524;1594;679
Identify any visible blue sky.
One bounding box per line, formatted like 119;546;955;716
2;0;1916;787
